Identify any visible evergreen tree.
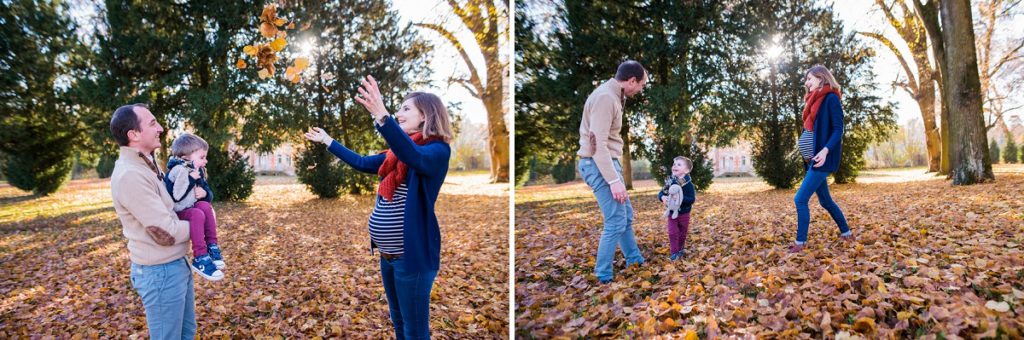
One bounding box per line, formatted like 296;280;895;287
989;139;1000;164
282;0;431;197
0;0;83;195
1004;138;1019;164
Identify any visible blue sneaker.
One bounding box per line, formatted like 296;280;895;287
191;254;224;281
207;244;225;270
670;252;680;261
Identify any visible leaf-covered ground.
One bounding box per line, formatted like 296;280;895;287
0;173;508;338
516;166;1024;338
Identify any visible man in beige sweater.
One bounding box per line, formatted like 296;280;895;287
110;103;198;339
576;60;648;284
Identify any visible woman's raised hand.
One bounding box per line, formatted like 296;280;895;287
304;127;333;145
354;75;389;123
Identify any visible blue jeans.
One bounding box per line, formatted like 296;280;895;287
794;167;850;243
578;158;644;281
380;256;437;339
130;257;196;340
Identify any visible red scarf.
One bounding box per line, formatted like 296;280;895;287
802;85;841;131
377;131;439;201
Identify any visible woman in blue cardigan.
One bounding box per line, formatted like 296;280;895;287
790;65;852;253
305;75;452;339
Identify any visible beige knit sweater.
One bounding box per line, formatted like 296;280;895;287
110;146;191;265
577;78;626;183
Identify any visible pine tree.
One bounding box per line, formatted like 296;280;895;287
1004;138;1019;164
0;0;83;195
990;139;1000;164
282;0;431;197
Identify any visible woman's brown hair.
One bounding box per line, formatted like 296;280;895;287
404;92;453;143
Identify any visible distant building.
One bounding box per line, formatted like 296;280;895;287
707;140;754;177
240;143;297;176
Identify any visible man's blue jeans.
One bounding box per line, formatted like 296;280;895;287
578;158;644;282
130;257;196;340
794;167;850;243
380;256;437;339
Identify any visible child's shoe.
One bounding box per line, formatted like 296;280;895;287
208;244;225;269
191;254;224;281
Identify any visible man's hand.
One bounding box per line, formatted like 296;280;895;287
195;187;207;199
611;181;628;203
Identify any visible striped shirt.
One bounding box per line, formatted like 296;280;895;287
798;130;815;161
368;183;407;255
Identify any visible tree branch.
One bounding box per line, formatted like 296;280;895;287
858;31;919;94
415;23;486;96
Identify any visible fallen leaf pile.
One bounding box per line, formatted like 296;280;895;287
516;169;1024;338
238;4;310;83
0;174;508;338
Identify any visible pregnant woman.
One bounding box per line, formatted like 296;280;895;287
305;75;453;339
790;64;853;253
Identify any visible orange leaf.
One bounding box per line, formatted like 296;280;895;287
270;37;287;51
242;45;258;56
235;59;247;69
258;68;271;79
294;57;310;71
274;18;287;27
260;22;278;38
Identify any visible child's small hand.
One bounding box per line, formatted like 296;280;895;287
189;170;201;179
195;187;207;199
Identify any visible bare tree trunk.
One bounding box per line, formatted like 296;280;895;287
941;0;995;184
864;0;943;172
484;91;509;182
915;0;953;176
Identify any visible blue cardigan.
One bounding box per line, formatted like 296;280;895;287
809;93;845;173
326;116;451;274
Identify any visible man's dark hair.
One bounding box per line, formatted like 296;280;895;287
615;60;647;82
110;103;149;146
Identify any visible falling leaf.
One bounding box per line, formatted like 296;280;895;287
260;22;278;38
301;22;312;31
287;22;296;29
258;68;271;79
243;45;258;56
270;37;287;52
236;59;247;69
294;57;310;71
985;300;1010;312
274;18;287;27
